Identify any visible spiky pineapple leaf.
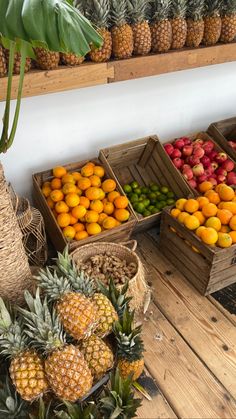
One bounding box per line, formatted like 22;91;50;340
151;0;171;22
187;0;205;20
127;0;150;23
98;278;132;320
204;0;223;16
171;0;187;19
29;398;52;419
55;401;98;419
110;0;128;26
0;376;28;418
85;0;111;28
221;0;236;15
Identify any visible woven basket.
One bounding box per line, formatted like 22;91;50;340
71;240;149;312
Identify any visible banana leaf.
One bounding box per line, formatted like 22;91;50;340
0;0;103;153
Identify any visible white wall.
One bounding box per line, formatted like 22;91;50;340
1;61;236;198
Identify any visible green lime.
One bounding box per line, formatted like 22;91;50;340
161;186;169;194
167;199;175;205
123;184;132;194
149;182;155;187
131;181;139;190
143;210;151;217
151;207;158;214
135;188;142;195
141;186;149;194
139;194;147;200
150;184;159;192
149;199;156;205
148;205;155;212
159;201;167;209
143;199;150;208
130;194;139;203
136;203;145;214
167;191;175;199
159;194;166;201
148;192;157;200
155;202;163;210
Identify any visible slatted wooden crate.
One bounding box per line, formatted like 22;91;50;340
32;158;136;252
99;136;192;232
160;208;236;295
208;117;236;161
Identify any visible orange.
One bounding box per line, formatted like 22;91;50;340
57;213;71;228
85;187;101;201
71;205;87;219
46;197;55;209
75;187;83;196
93;166;105;178
50;190;64;203
219;185;234;202
201;227;218;245
196;196;210;209
102;179;116;193
61;174;76;185
103;216;117;230
42;185;51;198
220;225;231;233
202;203;218;218
71;171;82;182
204;190;220;205
51;178;62;190
108;191;121;203
193;211;206;226
103;202;115;215
86;222;102;236
221;202;236;215
114;196;129;209
115;220;121;227
89;175;102;187
176;198;187;211
62;183;77;195
198;181;214;194
78;177;92;191
42;181;51;188
75;231;89;241
86;161;95;167
90;200;104;214
85;210;99;223
98;213;108;225
74;223;85;233
196;226;206;238
65;193;80;208
216;209;232;225
217;232;232;248
114;209;130;222
184;199;199;214
229;231;236;243
205;217;221;232
171;208;181;218
177;212;189;224
184;215;200;230
215;183;225;194
229;215;236;231
81;164;94;178
98;189;106;200
55;201;69;214
79;196;90;209
53;166;67;178
63;226;76;240
69;213;78;225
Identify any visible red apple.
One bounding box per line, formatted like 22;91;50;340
209;173;217;179
202;140;215;155
217;175;226;184
228;141;236;149
187;155;200;167
182;164;191;171
198;174;208;183
193;147;205;159
208;150;218;161
174;138;185;149
211;162;218;171
171;149;182;159
208;177;218;187
164;143;174;156
182;167;194;180
205;167;214;177
201;155;211;168
182;137;192;145
182;145;193;157
216;167;227;177
192;163;204;177
215;152;228;164
221;159;235;172
173;158;184;169
188;179;197;189
193;138;204;146
227;172;236;186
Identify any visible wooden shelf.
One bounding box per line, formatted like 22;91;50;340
0;42;236;102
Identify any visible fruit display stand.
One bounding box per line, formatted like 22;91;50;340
208;116;236;162
160;208;236;295
99;136;192;232
33;158;136;252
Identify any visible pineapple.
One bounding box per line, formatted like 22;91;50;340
111;0;134;59
186;0;205;47
0;375;29;418
4;49;31;75
220;0;236;42
150;0;172;53
98;278;132;320
170;0;187;49
34;48;60;70
20;289;93;402
60;53;85;66
113;309;144;381
92;293;118;337
80;335;114;381
202;0;222;45
0;298;48;402
86;0;112;63
99;369;141;418
0;46;7;77
127;0;151;55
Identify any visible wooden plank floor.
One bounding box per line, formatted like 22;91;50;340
136;232;236;419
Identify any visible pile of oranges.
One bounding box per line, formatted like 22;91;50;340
171;183;236;249
41;162;130;241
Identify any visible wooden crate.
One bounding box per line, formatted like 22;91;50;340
32;158;136;252
99;136;192;233
160;209;236;295
208;117;236;161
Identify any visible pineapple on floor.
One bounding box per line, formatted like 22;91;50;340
186;0;205;47
34;48;60;70
113;309;144;381
150;0;172;53
0;46;7;77
80;334;114;380
220;0;236;42
170;0;188;49
127;0;151;55
20;290;93;402
110;0;134;59
0;298;48;402
86;0;112;63
4;49;31;75
202;0;222;45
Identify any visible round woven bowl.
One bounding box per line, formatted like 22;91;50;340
71;240;149;312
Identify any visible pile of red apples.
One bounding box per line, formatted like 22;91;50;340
164;137;236;191
228;140;236;151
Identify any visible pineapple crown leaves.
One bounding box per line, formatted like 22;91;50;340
221;0;236;15
110;0;129;27
0;298;12;333
98;279;132;320
18;289;66;354
170;0;187;19
204;0;223;16
85;0;111;29
187;0;205;20
0;376;28;419
151;0;171;21
55;401;98;419
99;369;142;419
113;309;144;362
37;267;72;302
29;398;52;419
127;0;150;23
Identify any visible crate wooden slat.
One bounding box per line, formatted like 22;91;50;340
208;117;236;161
32;158;136;252
100;136;192;232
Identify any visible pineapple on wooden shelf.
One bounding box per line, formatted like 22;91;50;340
220;0;236;42
80;335;114;381
110;0;134;59
60;53;85;66
86;0;112;63
150;0;172;53
127;0;151;55
20;289;93;402
202;0;222;45
170;0;188;49
0;46;7;77
186;0;205;47
34;48;60;70
4;50;31;75
0;298;48;402
0;375;29;418
113;309;144;381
